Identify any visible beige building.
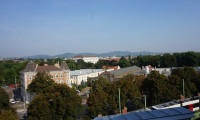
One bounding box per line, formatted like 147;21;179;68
20;61;70;102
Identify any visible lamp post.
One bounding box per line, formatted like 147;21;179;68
144;95;146;111
183;79;185;97
118;88;121;114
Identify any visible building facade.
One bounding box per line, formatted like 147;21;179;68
98;66;142;83
73;55;99;64
20;61;70;103
70;69;105;85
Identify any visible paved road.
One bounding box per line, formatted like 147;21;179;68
79;87;91;96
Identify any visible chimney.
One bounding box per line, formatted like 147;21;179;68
122;107;127;114
180;95;184;100
44;64;48;66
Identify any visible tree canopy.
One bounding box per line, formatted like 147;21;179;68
27;84;83;120
118;56;130;68
0;88;18;120
27;72;55;94
87;75;142;119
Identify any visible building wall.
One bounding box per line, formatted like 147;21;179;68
73;57;99;64
20;70;70;103
70;70;104;85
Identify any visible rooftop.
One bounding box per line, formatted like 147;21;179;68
94;107;194;120
70;69;104;76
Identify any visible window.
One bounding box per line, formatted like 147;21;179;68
60;74;63;78
60;80;63;84
29;76;32;80
56;74;58;79
56;80;59;83
51;75;53;79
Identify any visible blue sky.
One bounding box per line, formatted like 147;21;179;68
0;0;200;57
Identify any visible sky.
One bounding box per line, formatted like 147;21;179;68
0;0;200;57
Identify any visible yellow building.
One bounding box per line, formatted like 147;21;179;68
20;61;70;103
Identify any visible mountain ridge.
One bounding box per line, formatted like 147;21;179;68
22;51;163;59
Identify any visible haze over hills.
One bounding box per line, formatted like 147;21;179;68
22;51;163;59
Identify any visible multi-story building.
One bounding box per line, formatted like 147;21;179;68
20;61;70;103
73;55;99;64
70;69;105;85
98;66;142;83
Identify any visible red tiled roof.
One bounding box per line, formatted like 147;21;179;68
102;65;119;70
36;65;62;72
107;58;120;62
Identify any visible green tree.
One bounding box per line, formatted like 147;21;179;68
0;88;18;120
27;72;55;94
91;77;110;94
27;92;65;120
0;108;18;120
118;57;130;68
0;88;9;111
47;84;84;119
142;71;172;106
160;53;176;67
87;75;142;118
171;66;199;96
87;91;109;118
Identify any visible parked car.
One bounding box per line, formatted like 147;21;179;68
9;99;16;104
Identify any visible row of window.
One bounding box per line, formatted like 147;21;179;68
56;80;64;84
51;74;63;79
28;74;65;81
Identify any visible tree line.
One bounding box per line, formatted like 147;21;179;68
0;60;28;86
134;51;200;67
1;51;200;86
86;66;200;119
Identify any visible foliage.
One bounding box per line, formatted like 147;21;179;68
47;84;84;119
27;72;55;94
27;92;65;120
77;81;88;91
0;108;18;120
134;51;200;67
170;66;200;97
27;84;83;120
141;71;172;106
90;77;110;94
118;56;130;68
160;53;176;67
134;55;160;67
87;75;142;118
0;88;18;120
0;88;9;111
0;60;27;86
87;91;109;118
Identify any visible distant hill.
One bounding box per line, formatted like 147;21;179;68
22;51;163;59
23;55;52;59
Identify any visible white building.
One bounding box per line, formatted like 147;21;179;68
73;55;99;64
70;69;108;85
